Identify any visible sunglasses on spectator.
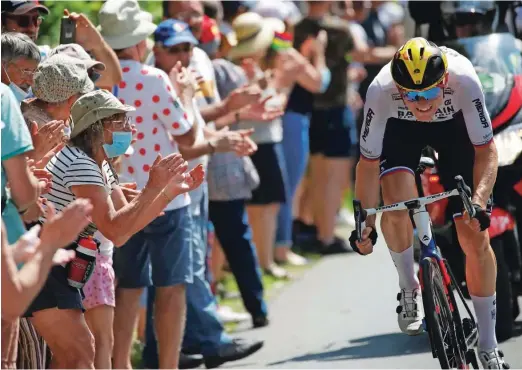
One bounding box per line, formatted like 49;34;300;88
5;14;43;28
166;44;193;54
400;85;442;102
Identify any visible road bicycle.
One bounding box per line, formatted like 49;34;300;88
353;157;480;369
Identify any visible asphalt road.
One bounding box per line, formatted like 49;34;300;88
231;228;522;369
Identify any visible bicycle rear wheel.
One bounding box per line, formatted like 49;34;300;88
421;257;466;369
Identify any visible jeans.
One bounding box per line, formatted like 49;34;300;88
183;185;232;355
276;111;311;246
209;199;268;318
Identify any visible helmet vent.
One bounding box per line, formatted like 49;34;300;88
407;48;413;61
420;47;425;58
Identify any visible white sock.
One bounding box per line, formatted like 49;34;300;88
471;294;498;351
389;246;420;291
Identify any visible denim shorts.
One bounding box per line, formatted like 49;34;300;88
113;206;193;288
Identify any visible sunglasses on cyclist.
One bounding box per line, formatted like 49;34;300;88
166;44;193;54
5;14;43;28
401;85;442;102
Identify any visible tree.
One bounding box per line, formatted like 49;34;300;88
38;1;163;47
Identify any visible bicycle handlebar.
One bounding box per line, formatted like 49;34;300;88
353;175;475;242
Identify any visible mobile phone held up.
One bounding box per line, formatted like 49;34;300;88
60;17;76;44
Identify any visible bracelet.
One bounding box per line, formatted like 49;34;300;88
160;190;172;203
208;140;216;154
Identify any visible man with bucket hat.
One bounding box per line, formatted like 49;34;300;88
97;1;199;368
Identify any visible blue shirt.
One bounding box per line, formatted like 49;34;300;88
1;83;34;244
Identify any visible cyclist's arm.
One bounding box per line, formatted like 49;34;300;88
355;81;389;227
458;69;498;209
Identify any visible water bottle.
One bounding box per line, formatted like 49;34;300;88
67;236;97;289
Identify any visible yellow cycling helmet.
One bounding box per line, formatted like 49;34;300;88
391;37;448;91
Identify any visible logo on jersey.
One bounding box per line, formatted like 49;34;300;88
444;99;452;106
362;108;375;142
397;104;455;120
443;87;454;95
392;93;402;101
472;98;489;128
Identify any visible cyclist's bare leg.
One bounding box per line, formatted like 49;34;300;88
380;171;423;335
454;220;498;351
380;171;420;290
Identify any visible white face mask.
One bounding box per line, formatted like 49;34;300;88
2;64;29;103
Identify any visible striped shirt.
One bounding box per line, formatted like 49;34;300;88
42;145;117;236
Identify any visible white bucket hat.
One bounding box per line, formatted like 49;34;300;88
98;0;157;50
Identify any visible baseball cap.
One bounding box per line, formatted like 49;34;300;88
1;0;49;15
48;44;106;71
70;89;135;139
33;54;94;103
200;15;221;44
154;19;199;47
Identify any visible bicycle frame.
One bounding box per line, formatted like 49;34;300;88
353;175;479;351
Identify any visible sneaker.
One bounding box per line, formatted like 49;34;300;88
396;288;424;335
216;306;250;324
320;237;351;255
204;338;264;368
478;348;510;369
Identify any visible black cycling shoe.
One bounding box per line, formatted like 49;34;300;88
204;338;264;369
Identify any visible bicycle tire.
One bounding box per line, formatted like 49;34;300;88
421;257;464;369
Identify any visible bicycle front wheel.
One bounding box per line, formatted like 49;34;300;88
421;257;465;369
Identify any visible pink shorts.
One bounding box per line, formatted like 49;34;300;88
83;253;116;310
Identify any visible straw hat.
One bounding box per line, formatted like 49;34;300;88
228;12;285;60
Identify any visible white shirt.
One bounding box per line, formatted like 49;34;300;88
116;59;193;211
360;47;494;161
44;146;117;238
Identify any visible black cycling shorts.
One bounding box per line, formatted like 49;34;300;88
379;111;491;217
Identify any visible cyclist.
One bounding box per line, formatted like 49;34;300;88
349;37;510;369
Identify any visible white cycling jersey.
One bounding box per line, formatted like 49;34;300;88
360;46;494;161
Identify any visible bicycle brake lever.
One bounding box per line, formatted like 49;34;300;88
454;175;476;218
353;199;367;242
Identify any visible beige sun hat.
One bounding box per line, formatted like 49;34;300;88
228;12;285;60
97;0;157;50
70;89;135;139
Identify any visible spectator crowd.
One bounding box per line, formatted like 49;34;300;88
0;0;409;368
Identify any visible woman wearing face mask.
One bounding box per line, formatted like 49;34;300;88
22;89;205;369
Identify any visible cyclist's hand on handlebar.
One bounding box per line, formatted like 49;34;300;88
349;226;378;255
462;204;490;232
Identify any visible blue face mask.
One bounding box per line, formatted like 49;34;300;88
2;64;29;103
103;131;132;158
8;82;29;103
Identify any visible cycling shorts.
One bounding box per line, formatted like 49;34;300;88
377;111;492;218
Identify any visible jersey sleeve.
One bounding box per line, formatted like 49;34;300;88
359;80;389;160
457;67;494;147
